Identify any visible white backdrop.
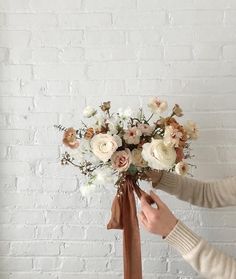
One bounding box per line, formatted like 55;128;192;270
0;0;236;278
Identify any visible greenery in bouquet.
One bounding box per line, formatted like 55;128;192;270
55;97;198;196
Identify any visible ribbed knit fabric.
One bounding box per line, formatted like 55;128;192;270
165;220;201;255
155;172;236;279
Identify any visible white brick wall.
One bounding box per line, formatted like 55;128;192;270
0;0;236;278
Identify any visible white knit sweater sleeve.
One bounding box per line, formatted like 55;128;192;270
165;220;236;279
157;172;236;208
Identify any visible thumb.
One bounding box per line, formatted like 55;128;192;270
150;190;165;208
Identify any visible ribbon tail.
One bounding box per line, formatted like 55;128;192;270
107;190;123;230
122;178;142;279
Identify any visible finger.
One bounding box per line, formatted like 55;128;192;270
138;211;149;227
140;196;156;216
150;190;165;208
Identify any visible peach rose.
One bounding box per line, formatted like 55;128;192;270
63;127;80;149
111;149;132;172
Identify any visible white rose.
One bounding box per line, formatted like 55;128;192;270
83;106;97;118
175;161;189;176
142;139;176;170
90;133;118;162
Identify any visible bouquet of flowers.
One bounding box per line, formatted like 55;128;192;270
54;97;198;279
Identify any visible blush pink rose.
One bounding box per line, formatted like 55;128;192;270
111;148;132;172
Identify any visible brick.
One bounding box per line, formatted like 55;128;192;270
32;48;60;64
193;44;221;60
0;0;30;11
35;225;62;239
0;81;20;96
33;65;86;80
5;14;58;29
225;11;236;25
164;46;192;60
62;225;85;240
113;11;166;28
59;13;112;29
31;30;84;47
84;0;136;10
85;30;125;45
0;162;31;176
0;48;8;62
0;97;33;112
30;0;82;11
9;48;32;64
10;242;60;256
59;257;84;272
33;257;60;271
223;45;236;59
8;113;58;129
87;62;137;79
0;65;32;80
0;225;34;240
60;48;84;63
0;129;30;145
0;257;32;271
9;273;58;279
128;30;161;45
11;210;45;224
170;11;223;25
61;242;113;257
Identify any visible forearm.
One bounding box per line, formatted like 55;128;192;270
165;221;236;279
156;172;236;208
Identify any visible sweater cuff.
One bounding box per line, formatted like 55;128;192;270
165;220;201;255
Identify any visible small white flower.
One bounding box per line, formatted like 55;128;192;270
148;97;168;114
83;106;97;118
117;107;133;119
80;183;96;197
93;168;114;185
142;139;176;170
175;161;189;176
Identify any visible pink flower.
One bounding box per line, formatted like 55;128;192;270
111;149;132;172
63;127;80;149
123;127;142;145
148;97;168;114
137;123;155;136
163;126;183;147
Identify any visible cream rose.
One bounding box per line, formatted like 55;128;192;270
131;148;147;168
142;139;176;170
111;149;132;172
90;133;118;162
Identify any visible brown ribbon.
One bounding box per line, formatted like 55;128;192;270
107;176;153;279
